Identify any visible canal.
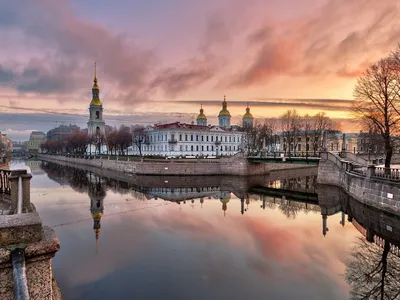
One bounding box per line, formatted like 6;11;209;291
11;160;400;300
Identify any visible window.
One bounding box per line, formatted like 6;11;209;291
229;136;231;142
225;146;227;151
196;146;199;151
206;136;209;142
185;135;188;141
298;137;301;142
180;145;183;151
196;135;199;141
211;146;214;151
206;146;209;151
185;145;188;151
201;136;204;141
191;135;193;141
297;144;301;151
225;136;227;142
171;134;175;141
211;136;214;142
179;134;182;141
96;111;100;119
165;134;167;141
201;146;204;151
233;137;235;142
191;145;194;151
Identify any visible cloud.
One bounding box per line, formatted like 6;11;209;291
0;0;155;103
0;64;15;85
175;98;354;112
225;0;400;86
150;13;231;97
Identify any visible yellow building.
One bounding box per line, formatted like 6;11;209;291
27;131;46;153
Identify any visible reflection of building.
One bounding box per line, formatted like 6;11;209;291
131;97;252;157
88;173;106;247
146;186;221;202
218;192;231;216
87;64;107;154
25;160;45;175
27;131;46;153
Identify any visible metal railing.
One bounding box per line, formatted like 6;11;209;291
12;248;30;300
0;169;11;195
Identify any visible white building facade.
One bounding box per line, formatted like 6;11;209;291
134;122;244;157
131;97;254;158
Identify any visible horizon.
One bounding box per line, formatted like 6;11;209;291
2;0;399;140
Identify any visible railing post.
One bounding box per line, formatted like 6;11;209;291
367;165;376;178
9;170;32;214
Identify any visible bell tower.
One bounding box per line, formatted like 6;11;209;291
87;63;106;153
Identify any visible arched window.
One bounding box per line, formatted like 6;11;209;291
96;126;100;136
96;111;100;119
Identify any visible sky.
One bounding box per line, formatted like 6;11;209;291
1;0;400;140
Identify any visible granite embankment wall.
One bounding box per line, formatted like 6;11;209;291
318;152;400;213
38;154;314;176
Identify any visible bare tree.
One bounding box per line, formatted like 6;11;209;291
353;57;400;170
281;109;303;156
132;126;147;157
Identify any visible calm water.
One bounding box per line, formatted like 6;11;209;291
11;160;400;300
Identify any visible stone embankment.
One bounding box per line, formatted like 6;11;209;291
38;154;315;176
318;152;400;213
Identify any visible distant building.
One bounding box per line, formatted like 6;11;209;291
27;131;46;153
47;125;79;141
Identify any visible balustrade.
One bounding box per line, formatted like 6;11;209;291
0;169;11;195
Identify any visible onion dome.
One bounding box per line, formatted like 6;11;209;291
218;95;231;117
243;106;253;119
197;105;207;120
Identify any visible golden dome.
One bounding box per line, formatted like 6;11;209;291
92;212;103;220
90;98;102;106
220;198;230;204
219;95;231;117
243;107;253;119
197;106;207;120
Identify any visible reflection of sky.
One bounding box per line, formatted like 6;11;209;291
30;166;364;300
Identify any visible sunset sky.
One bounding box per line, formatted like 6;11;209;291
1;0;400;140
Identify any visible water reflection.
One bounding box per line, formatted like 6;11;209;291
35;161;400;300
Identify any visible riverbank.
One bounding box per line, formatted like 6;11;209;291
38;154;315;176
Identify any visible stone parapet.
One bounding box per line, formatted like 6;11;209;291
38;154;315;176
0;226;60;300
318;152;400;214
0;212;43;246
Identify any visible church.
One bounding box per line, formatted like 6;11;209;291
87;64;108;154
130;96;254;157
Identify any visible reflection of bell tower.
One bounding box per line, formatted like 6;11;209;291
88;173;106;250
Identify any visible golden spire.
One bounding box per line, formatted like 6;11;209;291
91;62;102;106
